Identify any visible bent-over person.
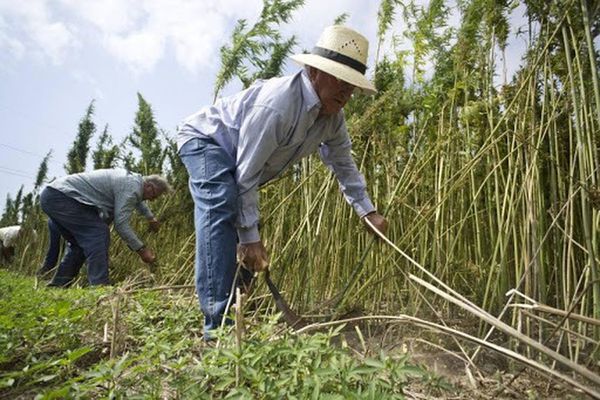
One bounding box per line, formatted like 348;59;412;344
40;169;171;287
0;225;35;265
177;25;388;340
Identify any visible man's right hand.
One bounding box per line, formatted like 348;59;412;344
137;247;156;264
237;241;269;272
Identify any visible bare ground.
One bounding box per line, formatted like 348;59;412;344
332;320;596;400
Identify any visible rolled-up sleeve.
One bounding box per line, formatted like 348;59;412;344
235;105;284;243
319;120;375;217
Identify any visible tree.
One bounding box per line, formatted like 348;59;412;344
0;186;23;226
20;192;34;224
92;125;120;170
34;150;53;192
65;101;96;174
127;93;165;175
375;0;405;64
213;0;304;100
164;136;188;189
0;196;15;226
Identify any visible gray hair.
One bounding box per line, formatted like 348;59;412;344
143;175;173;194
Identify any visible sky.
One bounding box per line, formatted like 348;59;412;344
0;0;537;217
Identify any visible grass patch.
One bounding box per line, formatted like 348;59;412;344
0;270;434;399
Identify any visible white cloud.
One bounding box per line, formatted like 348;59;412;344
0;30;25;61
140;0;235;72
0;0;384;74
64;0;263;73
0;0;77;64
105;31;165;73
60;0;145;35
0;0;261;72
29;19;76;64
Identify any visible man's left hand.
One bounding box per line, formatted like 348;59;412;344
137;247;156;264
237;241;269;272
148;218;161;233
363;212;388;237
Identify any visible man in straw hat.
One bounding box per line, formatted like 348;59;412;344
177;25;388;340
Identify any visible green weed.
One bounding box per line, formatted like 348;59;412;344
0;270;435;399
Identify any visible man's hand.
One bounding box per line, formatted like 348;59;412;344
148;218;161;233
363;212;388;237
237;241;269;272
137;247;156;264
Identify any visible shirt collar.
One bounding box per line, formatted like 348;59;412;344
300;69;321;114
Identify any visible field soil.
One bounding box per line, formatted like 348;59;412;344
326;315;595;399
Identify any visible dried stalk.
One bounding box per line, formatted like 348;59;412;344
410;274;600;387
110;293;121;359
520;310;599;346
294;314;600;399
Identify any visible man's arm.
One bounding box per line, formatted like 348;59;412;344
136;201;160;232
114;194;158;263
234;105;289;271
235;105;285;243
135;201;154;219
319;119;375;217
113;194;144;251
319;119;388;235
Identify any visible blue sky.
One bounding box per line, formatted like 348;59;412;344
0;0;538;216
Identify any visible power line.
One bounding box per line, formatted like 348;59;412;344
0;165;32;175
0;167;33;179
0;143;61;165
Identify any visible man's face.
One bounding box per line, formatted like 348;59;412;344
143;183;160;201
308;68;355;116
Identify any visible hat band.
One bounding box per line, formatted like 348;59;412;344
312;46;366;74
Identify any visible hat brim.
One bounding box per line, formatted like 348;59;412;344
290;53;377;96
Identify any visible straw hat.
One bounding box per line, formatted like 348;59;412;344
291;25;376;95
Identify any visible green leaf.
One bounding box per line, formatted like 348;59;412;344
351;366;379;375
364;359;385;369
0;377;15;388
399;365;426;377
67;346;92;362
36;374;58;383
214;376;236;392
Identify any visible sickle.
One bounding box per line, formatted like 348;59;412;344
263;270;306;329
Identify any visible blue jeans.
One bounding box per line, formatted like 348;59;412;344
179;137;252;339
40;187;111;286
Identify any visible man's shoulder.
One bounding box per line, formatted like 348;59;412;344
97;169;142;186
113;172;143;201
259;71;302;92
253;72;304;110
97;168;129;178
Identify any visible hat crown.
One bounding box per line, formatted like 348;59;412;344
315;25;369;66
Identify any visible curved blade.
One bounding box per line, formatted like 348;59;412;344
264;270;305;329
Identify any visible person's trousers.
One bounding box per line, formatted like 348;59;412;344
39;218;63;273
40;187;110;286
0;241;12;265
179;136;252;339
